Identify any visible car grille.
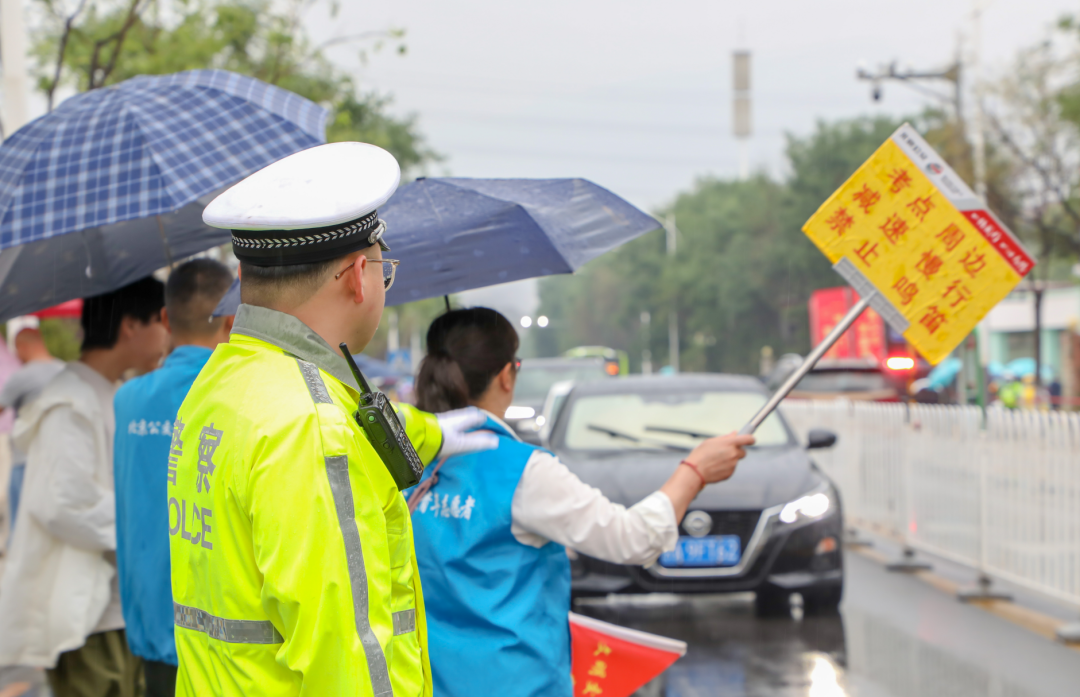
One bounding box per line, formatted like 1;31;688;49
683;510;762;551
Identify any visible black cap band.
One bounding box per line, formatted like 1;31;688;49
231;211;389;267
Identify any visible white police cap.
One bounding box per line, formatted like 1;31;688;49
203;142;400;266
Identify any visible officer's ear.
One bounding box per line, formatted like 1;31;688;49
345;253;367;306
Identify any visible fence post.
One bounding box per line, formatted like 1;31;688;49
886;404;932;573
958;409;1012;602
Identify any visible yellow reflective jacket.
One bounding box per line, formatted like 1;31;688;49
169;305;442;697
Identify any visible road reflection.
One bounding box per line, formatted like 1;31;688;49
575;592;1042;697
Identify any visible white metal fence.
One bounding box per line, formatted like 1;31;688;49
780;400;1080;608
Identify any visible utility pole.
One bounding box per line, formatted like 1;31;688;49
856;59;962;121
0;0;31;138
856;13;995;408
732;51;751;180
664;214;679;373
640;311;652;375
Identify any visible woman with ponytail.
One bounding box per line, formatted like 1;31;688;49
409;308;755;697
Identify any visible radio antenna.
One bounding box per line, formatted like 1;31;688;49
340;342;373;394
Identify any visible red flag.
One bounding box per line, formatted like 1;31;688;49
569;611;686;697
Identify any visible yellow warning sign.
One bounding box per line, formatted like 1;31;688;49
802;124;1034;364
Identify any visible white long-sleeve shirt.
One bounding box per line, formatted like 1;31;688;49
486;413;679;566
0;363;123;667
30;362;125;633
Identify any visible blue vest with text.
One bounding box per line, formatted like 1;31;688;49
410;417;572;697
114;345;213;665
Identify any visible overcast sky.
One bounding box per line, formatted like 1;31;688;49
305;0;1078;319
309;0;1077;211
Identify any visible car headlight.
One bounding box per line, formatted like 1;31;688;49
779;483;833;524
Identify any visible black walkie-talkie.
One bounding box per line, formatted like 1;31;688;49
340;343;425;490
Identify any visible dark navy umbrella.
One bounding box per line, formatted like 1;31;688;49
0;69;326;322
215;177;658;315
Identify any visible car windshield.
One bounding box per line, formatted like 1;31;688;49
561;390;790;451
515;362;610;402
796;370;889;393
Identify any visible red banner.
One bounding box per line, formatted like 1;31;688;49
808;287;885;363
570;612;685;697
960;209;1035;277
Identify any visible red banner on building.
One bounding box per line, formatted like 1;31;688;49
808;287;886;363
570;612;686;697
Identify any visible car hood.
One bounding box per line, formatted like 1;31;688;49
554;445;826;511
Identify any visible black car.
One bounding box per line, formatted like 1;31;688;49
545;374;843;614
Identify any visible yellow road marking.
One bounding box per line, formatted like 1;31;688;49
849;545;1080;653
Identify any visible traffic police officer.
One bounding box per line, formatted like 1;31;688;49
168;142;495;696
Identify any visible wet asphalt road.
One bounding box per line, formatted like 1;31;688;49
575;552;1080;697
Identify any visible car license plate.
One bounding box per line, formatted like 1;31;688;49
659;535;741;568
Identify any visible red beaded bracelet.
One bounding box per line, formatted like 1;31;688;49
679;459;706;487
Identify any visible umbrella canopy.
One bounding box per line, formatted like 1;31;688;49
1004;357;1054;382
214;177;658;316
381;178;659;305
926;357;962;391
0;192;230;321
0;70;326;321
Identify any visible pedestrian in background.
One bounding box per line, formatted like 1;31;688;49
0;326;64;540
0;278;167;697
114;260;234;697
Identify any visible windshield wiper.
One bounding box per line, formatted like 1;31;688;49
586;424;687;451
644;425;717;439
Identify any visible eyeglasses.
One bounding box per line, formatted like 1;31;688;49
335;258;401;290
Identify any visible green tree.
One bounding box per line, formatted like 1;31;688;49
537;116;909;375
32;0;439;174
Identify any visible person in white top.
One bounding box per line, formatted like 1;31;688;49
408;307;755;697
0;277;167;697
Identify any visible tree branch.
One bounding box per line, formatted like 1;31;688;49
87;0;148;89
311;30;392;54
985;109;1080;233
47;0;91;112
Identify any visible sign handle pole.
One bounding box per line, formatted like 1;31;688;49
740;293;874;435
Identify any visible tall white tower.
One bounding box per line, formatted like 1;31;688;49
732;50;751;180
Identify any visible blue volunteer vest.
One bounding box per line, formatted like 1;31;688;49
410;416;572;697
114;345;214;665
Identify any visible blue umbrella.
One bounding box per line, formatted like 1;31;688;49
1004;357;1054;382
0;69;326;321
926;357;962;391
214;176;658;316
381;177;658;305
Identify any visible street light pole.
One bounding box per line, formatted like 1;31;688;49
857;10;993;410
664;214;679;373
640;311;652;375
0;0;30;138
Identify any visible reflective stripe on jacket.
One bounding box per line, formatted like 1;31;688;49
169;304;441;697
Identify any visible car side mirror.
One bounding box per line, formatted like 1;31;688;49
807;428;837;450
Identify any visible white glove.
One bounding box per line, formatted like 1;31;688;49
437;407;500;457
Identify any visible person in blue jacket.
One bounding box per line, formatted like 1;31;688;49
409;308;755;697
113;259;234;697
